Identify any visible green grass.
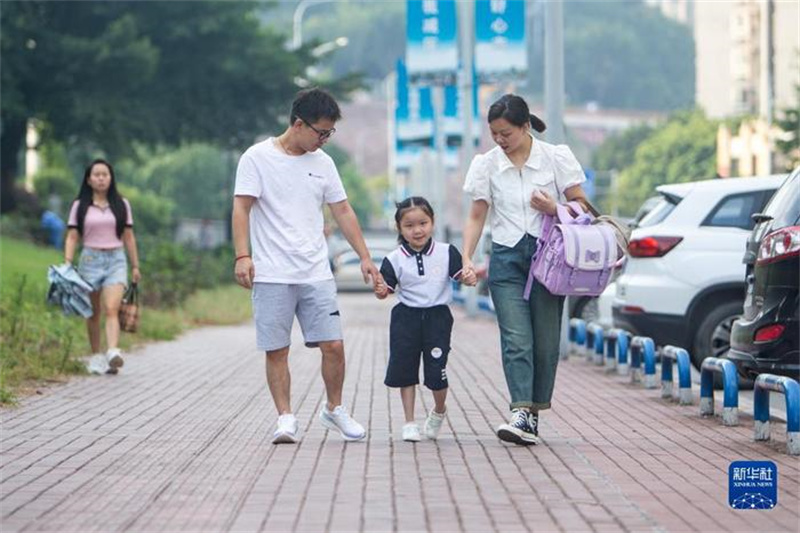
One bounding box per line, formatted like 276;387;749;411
0;236;250;404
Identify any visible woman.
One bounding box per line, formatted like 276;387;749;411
64;159;141;375
461;94;591;445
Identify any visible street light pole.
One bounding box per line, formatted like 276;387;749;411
292;0;336;50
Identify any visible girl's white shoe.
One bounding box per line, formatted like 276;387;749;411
402;422;421;442
424;408;446;439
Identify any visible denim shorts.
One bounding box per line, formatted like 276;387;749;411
251;280;343;351
78;247;128;291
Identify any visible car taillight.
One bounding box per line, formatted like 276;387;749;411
754;324;786;342
757;226;800;265
628;236;683;258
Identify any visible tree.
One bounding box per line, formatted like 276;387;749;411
527;1;695;111
1;2;360;213
775;84;800;171
118;144;234;222
613;111;719;215
325;144;374;227
592;124;655;172
303;1;406;81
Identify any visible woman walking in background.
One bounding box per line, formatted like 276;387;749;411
461;94;591;445
64;159;141;375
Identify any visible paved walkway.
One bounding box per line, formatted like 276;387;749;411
1;294;798;533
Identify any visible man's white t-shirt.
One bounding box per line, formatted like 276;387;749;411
234;138;347;284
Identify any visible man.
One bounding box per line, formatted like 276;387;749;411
232;88;380;444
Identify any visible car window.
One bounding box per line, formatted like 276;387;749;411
629;196;661;228
763;171;800;229
702;191;773;230
636;196;677;228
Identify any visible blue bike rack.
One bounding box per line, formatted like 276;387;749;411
754;374;800;455
661;345;693;405
604;329;618;372
699;357;739;426
630;336;657;389
569;318;587;358
586;323;604;365
616;329;631;376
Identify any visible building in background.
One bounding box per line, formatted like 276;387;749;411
693;0;799;176
644;0;693;25
695;0;797;120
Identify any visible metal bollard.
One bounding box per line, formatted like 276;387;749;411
616;329;630;376
661;345;693;405
604;329;618;372
699;357;739;426
586;323;604;365
630;336;657;389
753;374;800;455
571;319;587;358
568;318;585;360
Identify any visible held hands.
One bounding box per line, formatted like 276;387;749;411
373;276;390;299
460;260;478;287
131;267;142;284
234;256;255;289
360;258;381;286
530;189;557;216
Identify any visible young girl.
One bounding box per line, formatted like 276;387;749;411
374;197;476;442
64;159;141;375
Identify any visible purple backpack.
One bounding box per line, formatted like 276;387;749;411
524;202;620;299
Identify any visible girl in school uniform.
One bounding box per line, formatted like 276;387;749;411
374;197;477;442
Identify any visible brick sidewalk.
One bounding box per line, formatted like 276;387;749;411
1;294;798;532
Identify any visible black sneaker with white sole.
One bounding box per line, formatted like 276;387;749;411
497;409;540;445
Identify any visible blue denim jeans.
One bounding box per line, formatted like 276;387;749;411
488;234;565;411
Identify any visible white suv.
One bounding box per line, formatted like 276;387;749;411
612;175;785;368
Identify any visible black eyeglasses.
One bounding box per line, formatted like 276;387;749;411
298;116;336;141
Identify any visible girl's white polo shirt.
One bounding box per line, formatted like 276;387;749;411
380;240;463;308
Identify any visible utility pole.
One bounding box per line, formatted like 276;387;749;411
545;0;570;357
459;0;479;317
544;0;565;145
759;0;774;174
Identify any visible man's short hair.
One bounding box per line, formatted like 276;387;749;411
289;88;342;126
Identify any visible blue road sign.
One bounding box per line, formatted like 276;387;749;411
475;0;526;79
406;0;458;81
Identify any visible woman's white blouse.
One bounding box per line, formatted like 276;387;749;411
463;138;586;247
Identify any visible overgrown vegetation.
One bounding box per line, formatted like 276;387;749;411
0;236;250;405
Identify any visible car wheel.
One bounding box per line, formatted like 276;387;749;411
572;297;599;323
692;300;742;370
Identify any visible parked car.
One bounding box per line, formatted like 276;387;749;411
612;175;785;369
332;249;391;292
727;168;799;381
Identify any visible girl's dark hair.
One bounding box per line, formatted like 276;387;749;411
75;159;128;239
394;196;435;243
487;93;547;133
290;87;342;126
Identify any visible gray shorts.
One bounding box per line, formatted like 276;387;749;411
252;280;343;351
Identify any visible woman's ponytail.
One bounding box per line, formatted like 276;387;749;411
529;113;547;133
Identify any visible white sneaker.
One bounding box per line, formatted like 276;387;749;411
106;348;124;371
424;408;446;440
272;414;298;444
402;422;421;442
319;405;366;441
86;354;109;375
